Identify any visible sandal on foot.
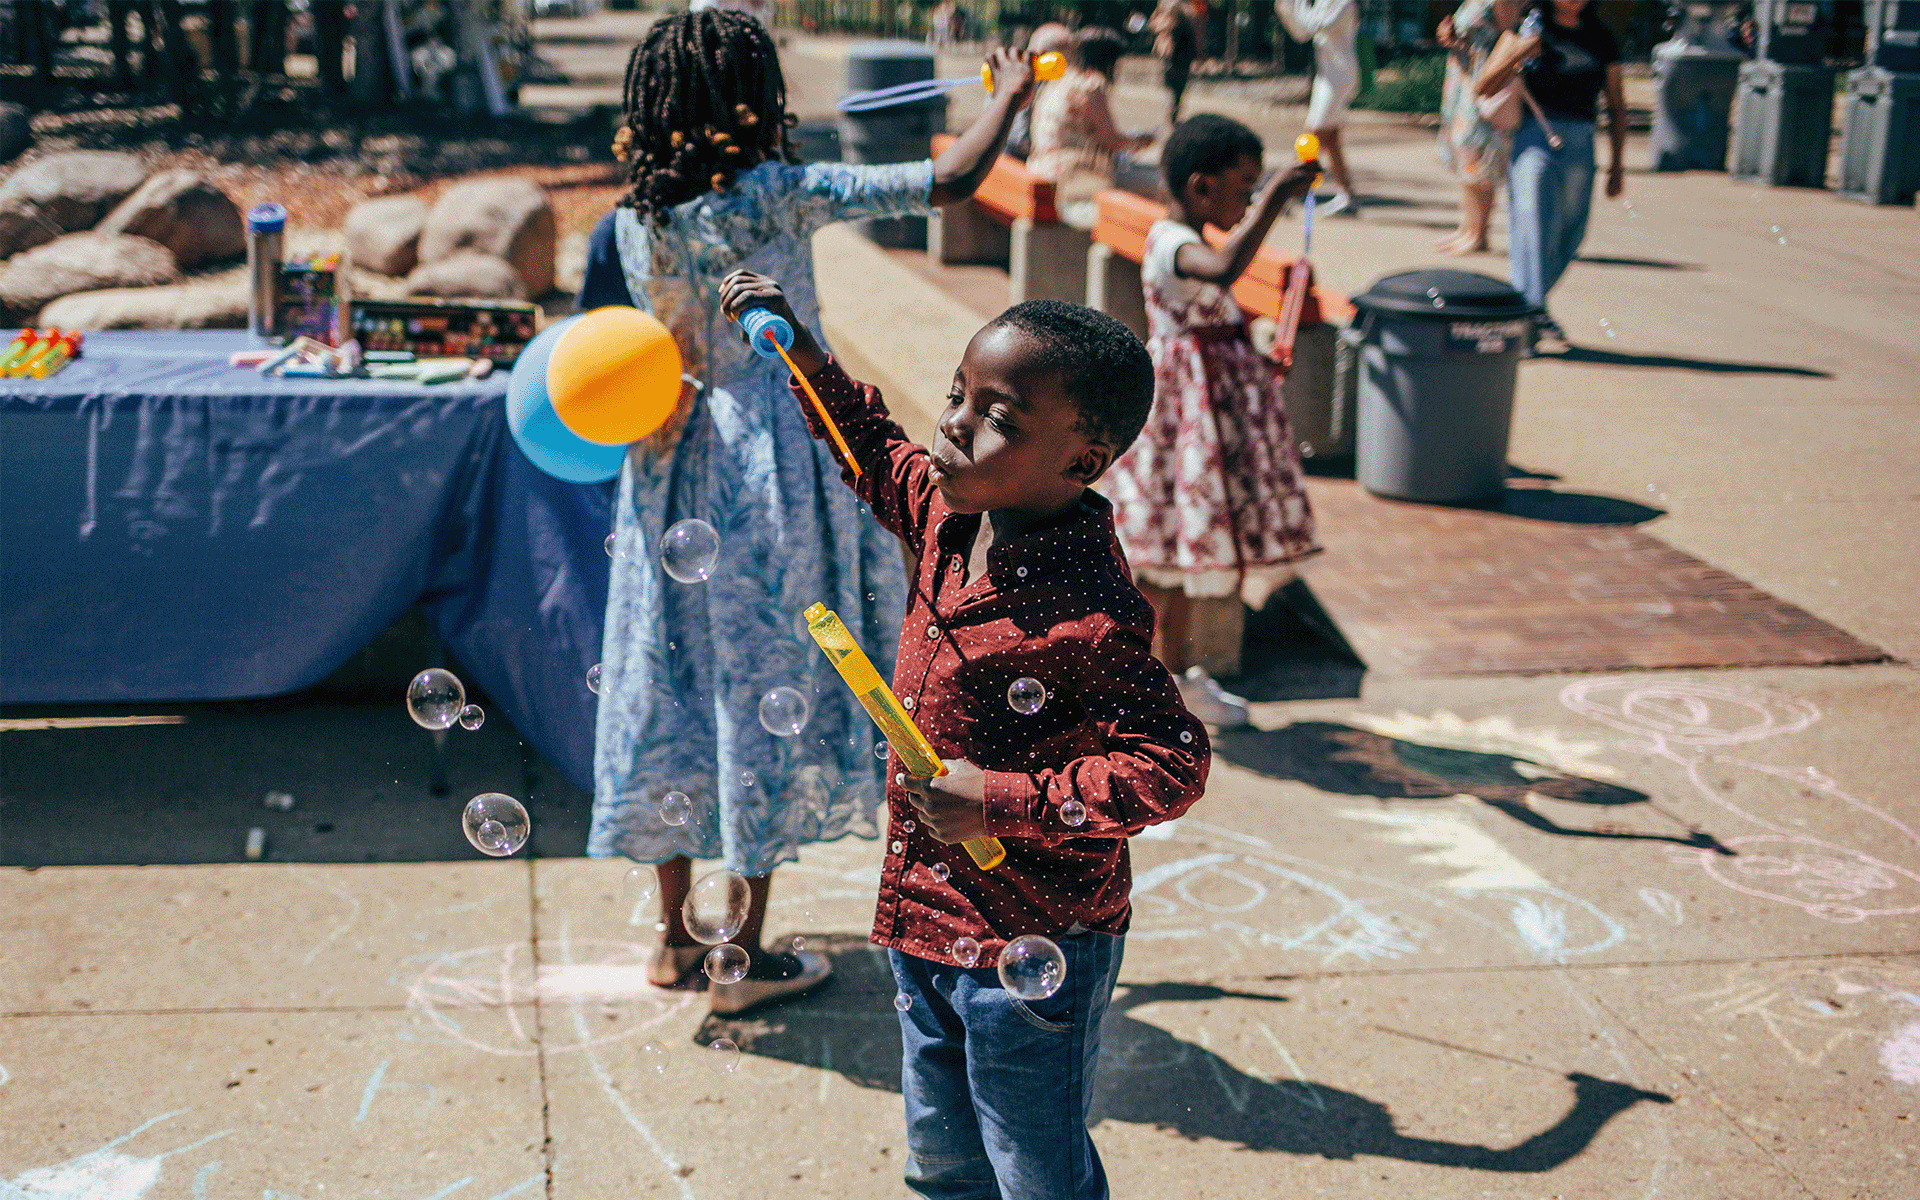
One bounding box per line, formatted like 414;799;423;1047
709;950;832;1016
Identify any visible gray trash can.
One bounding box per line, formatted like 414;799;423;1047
838;41;946;248
1352;269;1534;506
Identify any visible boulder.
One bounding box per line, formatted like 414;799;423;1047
0;150;147;257
93;169;245;269
0;232;179;319
0;102;30;165
416;177;554;296
344;194;428;277
403;251;525;300
38;267;249;330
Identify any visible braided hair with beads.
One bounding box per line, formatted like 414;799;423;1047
615;10;797;223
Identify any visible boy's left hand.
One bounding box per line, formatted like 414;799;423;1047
1272;157;1322;204
901;759;990;844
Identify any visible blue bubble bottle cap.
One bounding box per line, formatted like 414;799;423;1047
247;203;287;234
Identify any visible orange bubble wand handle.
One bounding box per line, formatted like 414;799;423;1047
769;335;862;480
805;603;1006;871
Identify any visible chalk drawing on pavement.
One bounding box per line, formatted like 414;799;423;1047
1;1110;231;1200
1562;678;1920;923
1673;961;1920;1068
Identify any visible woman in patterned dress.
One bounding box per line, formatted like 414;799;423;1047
1104;115;1322;729
581;11;1034;1013
1436;0;1520;253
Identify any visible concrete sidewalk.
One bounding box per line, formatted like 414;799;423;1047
5;25;1919;1200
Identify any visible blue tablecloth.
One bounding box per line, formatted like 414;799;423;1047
0;330;611;791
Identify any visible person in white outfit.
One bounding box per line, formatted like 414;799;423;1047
1274;0;1360;213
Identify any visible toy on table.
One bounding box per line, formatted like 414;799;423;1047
837;50;1064;113
735;307;861;478
350;297;539;365
277;252;350;347
804;603;1007;871
6;328;82;378
1271;132;1321;371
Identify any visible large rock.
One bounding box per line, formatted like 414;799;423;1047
0;150;147;257
0;103;30;165
93;169;244;269
416;177;554;296
344;194;428;277
0;232;179;319
554;229;589;301
403;251;525;300
38;266;249;330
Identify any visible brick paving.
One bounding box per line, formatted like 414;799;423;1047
1300;479;1888;675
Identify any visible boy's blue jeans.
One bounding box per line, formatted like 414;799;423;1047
1507;116;1597;312
889;932;1126;1199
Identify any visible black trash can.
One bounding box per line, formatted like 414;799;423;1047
1351;269;1535;506
838;41;947;248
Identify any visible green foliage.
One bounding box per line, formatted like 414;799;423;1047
1355;51;1448;114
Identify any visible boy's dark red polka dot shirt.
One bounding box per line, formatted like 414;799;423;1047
793;360;1211;968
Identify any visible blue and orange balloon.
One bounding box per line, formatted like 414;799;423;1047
506;314;627;484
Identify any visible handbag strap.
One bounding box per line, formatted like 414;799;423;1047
1517;81;1564;149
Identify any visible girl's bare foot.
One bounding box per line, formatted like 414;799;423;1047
1434;230;1472;252
1437;235;1490;256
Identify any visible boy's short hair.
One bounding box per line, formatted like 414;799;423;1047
1162;113;1264;198
992;300;1154;455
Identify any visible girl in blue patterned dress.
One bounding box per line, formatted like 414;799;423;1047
581;10;1035;1013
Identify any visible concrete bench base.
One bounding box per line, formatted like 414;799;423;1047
1009;217;1089;305
929;202;1011;267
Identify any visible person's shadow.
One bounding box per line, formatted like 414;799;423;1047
698;964;1672;1171
1213;721;1733;854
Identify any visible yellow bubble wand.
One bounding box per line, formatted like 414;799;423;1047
804;603;1006;871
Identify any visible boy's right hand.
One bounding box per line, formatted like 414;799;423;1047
717;269;827;376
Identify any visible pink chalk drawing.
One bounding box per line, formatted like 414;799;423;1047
1561;678;1920;923
1881;1020;1920;1086
404;939;697;1057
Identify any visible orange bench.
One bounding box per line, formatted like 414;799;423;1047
928;133;1089;304
1086;187;1356;460
1087;188;1351;336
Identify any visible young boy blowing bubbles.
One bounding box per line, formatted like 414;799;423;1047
719;269;1210;1199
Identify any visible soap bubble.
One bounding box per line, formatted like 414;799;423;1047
604;533;617;557
1060;799;1087;827
1007;677;1047;715
997;934;1066;1001
407;668;465;730
930;862;950;882
1598;317;1615;340
661;518;721;583
952;936;980;967
790;935;807;953
639;1040;669;1075
622;864;658;927
894;991;913;1012
463;793;529;856
707;1037;742;1074
758;687;810;737
1770;224;1787;245
875;741;889;760
587;663;603;694
458;704;486;731
683;869;751;944
704;943;750;984
903;820;915;833
740;769;757;788
659;790;691;826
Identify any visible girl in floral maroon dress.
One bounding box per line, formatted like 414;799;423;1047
1105;114;1323;727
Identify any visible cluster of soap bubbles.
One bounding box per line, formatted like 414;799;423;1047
462;792;530;856
408;668;485;733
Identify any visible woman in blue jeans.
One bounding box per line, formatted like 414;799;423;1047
1478;0;1626;349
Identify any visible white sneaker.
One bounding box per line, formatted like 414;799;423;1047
1316;190;1356;216
1178;666;1251;729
